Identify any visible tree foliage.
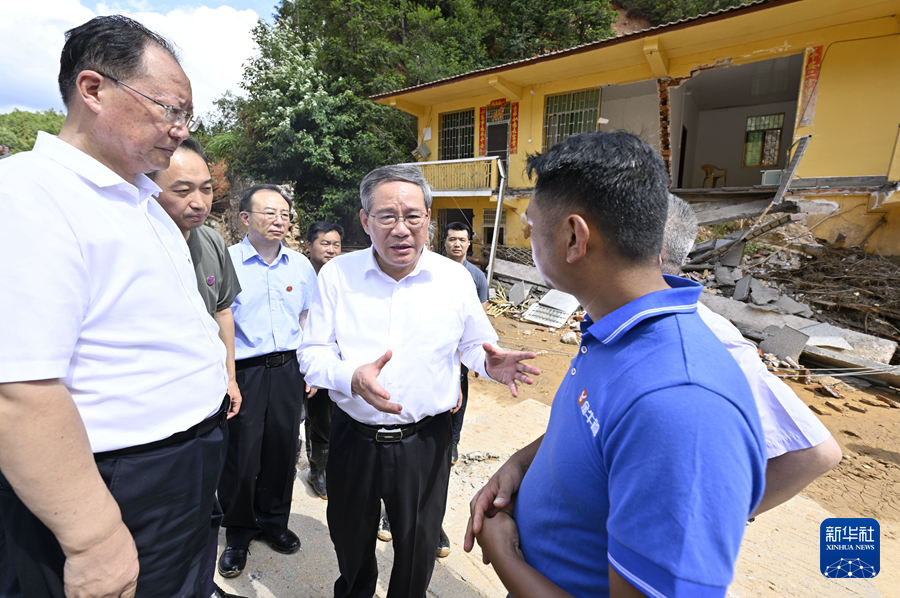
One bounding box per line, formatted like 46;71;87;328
0;109;66;153
617;0;739;25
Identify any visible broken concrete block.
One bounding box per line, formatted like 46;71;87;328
714;265;735;287
772;295;813;318
749;278;780;305
733;275;752;302
560;331;579;345
800;322;854;351
508;281;532;306
758;326;809;362
719;241;746;267
824;400;845;413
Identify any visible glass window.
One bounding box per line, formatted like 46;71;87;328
439;109;475;161
743;113;785;167
543;89;601;150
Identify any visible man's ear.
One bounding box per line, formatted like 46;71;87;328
239;211;250;227
360;208;370;235
76;70;106;115
565;214;591;264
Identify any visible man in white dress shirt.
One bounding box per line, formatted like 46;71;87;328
0;15;229;598
299;164;540;598
661;193;842;516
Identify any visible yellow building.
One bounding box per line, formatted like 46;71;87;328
373;0;900;256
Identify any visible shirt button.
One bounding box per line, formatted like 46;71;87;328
571;367;577;375
580;346;587;354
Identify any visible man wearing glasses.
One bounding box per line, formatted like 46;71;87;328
299;164;540;598
0;15;226;598
217;184;317;579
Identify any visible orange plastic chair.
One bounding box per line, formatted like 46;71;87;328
700;164;727;188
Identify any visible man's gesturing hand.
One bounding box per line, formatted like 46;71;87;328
351;350;401;414
483;343;541;397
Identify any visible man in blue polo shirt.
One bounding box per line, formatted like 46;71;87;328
464;131;766;598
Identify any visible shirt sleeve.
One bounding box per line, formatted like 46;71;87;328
0;188;90;382
605;385;765;597
297;266;356;397
474;270;489;303
215;231;240;311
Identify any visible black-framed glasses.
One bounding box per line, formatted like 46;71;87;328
97;71;199;132
367;212;428;229
246;210;293;223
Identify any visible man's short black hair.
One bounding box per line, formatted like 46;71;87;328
526;131;669;265
146;136;207;181
239;184;291;213
59;15;179;107
444;221;472;243
306;221;345;244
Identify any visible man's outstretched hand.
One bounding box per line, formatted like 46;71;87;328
483;343;541;397
351;350;402;414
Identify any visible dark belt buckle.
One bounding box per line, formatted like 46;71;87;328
266;353;286;368
375;428;403;443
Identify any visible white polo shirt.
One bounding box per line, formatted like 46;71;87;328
0;133;227;452
299;247;498;426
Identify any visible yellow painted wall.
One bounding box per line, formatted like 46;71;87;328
431;195;532;248
801;194;900;254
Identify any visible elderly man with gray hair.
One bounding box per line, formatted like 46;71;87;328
662;194;841;517
299;164;540;598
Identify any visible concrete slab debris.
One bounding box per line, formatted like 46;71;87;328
749;278;781;305
719;240;746;267
539;290;580;313
492;258;546;286
733;275;752;301
800;322;854;351
772;295;815;318
714;265;735;287
759;326;809;361
508;281;532;306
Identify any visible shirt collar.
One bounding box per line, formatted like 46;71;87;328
237;235;289;265
363;246;434;283
33;132;161;204
582;274;702;346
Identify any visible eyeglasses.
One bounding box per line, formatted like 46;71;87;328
97;71;200;132
246;210;293;223
367;212;428;229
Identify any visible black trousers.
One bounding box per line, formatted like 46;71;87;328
219;357;305;547
305;388;334;469
327;408;452;598
0;426;226;598
451;364;469;445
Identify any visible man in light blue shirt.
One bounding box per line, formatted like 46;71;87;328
218;184;318;579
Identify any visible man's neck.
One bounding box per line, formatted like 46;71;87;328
58;120;137;183
182;228;192;241
449;254;465;265
312;260;324;275
374;248;423;282
569;263;671;323
249;236;282;265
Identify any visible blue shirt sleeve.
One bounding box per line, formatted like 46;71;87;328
605;385;765;597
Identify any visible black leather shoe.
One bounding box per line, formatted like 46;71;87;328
307;468;327;499
436;526;451;558
212;583;248;598
259;529;301;554
217;546;248;578
451;443;459;465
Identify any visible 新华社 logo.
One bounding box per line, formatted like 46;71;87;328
820;518;879;578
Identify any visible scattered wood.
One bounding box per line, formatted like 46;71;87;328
824;400;845;412
844;402;867;413
876;395;900;408
859;397;889;408
809;404;829;416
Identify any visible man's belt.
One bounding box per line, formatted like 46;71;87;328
236;349;296;370
94;394;230;460
348;415;435;443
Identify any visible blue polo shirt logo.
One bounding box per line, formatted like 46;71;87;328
577;389;599;437
820;518;879;578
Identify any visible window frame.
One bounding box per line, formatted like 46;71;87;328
542;88;601;151
438;108;476;161
742;113;785;168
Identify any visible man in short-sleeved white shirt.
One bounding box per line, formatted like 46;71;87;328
0;15;228;598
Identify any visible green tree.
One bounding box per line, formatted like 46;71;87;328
0;109;66;153
206;21;416;229
617;0;739;25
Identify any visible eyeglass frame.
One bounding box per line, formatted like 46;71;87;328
244;210;294;223
366;211;429;229
96;71;199;132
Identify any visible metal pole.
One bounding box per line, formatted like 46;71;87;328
486;158;506;288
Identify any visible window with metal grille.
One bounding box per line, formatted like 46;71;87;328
743;113;784;167
543;89;601;150
483;208;507;246
439;109;475;161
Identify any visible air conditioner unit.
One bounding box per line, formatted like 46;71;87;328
761;170;783;185
411;143;431;161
